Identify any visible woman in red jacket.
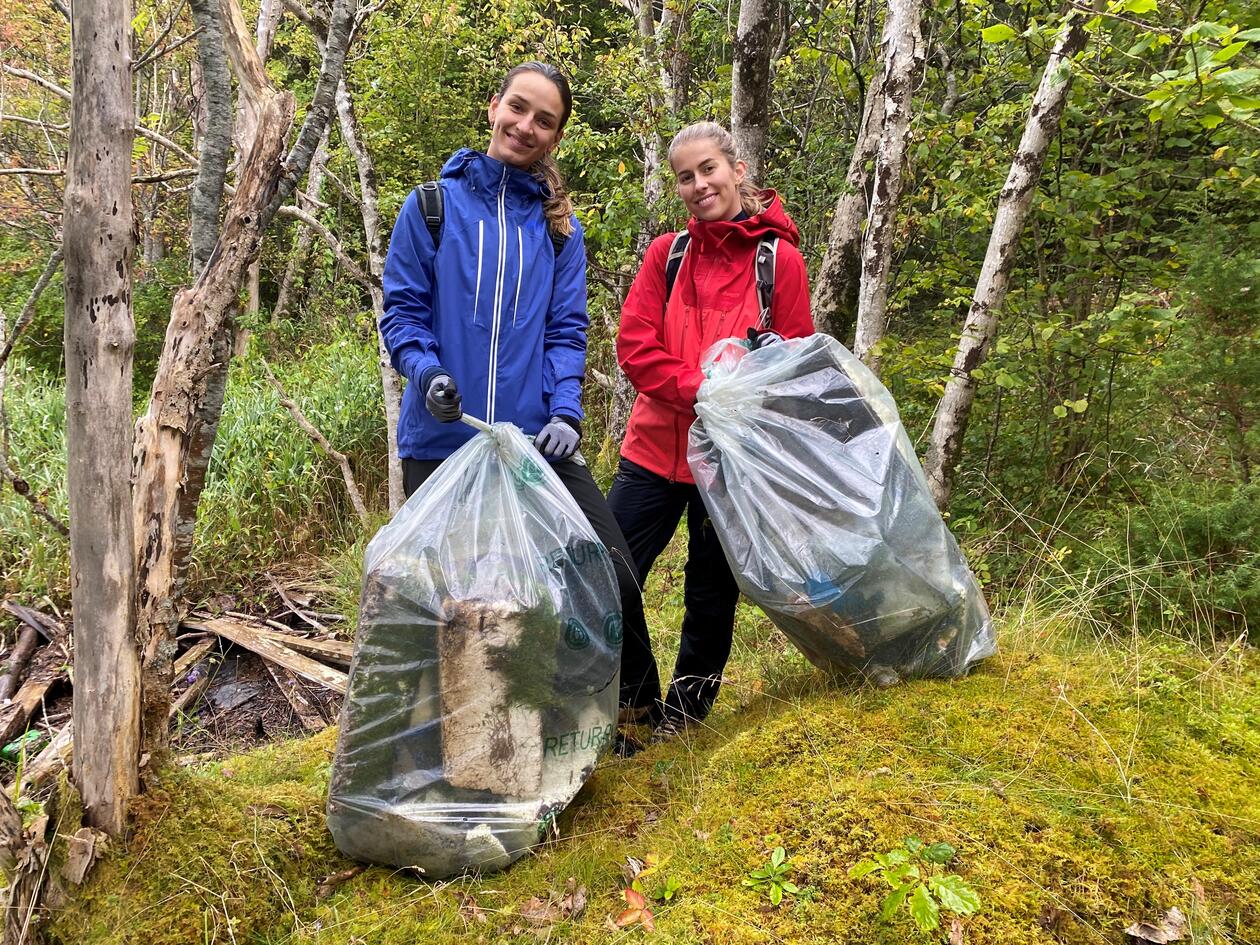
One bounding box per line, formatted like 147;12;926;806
610;121;814;744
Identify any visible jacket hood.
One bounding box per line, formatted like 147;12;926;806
686;190;800;253
440;147;546;198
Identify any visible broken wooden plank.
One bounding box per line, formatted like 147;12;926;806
18;723;71;795
169;675;211;720
187;614;351;667
0;646;68;745
173;638;216;679
185;616;347;694
263;661;326;732
266;572;328;631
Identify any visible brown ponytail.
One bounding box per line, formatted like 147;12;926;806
530;153;575;238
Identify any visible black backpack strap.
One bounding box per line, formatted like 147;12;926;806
755;236;779;330
663;231;690;302
415;180;443;248
551;230;568;259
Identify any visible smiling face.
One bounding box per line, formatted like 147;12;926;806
487;71;565;169
670;138;746;221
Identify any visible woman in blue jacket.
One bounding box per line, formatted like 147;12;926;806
380;62;651;743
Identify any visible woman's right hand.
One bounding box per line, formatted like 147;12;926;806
425;373;463;422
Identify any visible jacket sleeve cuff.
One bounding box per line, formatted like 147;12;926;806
419;364;448;390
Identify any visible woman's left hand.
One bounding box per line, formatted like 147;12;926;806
534;416;581;460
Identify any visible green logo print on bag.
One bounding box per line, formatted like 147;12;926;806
511;456;546;491
564;618;591;650
602;612;624;645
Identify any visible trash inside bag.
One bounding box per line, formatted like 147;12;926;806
327;423;621;878
689;334;996;683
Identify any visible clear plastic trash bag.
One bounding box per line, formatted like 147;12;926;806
327;423;622;878
688;334;996;682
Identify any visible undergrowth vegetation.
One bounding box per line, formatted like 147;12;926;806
44;553;1260;944
0;330;387;601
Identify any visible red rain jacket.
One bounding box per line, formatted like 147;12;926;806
616;192;815;483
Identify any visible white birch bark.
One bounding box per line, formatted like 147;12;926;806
923;15;1089;510
63;0;140;835
335;78;404;512
852;0;923;372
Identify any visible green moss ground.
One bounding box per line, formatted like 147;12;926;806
46;562;1260;944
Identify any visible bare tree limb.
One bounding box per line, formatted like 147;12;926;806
274;202;374;291
0;249;62;372
261;359;370;524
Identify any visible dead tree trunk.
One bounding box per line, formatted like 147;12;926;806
852;0;923;372
811;24;887;344
63;0;140;835
335;80;404;512
730;0;774;180
131;0;354;756
923;14;1089;510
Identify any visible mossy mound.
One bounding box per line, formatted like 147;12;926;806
48;612;1260;944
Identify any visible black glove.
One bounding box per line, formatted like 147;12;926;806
425;373;462;423
747;327;784;350
534;416;581;460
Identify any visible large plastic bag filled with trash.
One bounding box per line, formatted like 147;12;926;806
688;334;995;683
327;422;622;878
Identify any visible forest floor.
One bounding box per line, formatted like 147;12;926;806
39;539;1260;945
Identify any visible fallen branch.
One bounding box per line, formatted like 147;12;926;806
185;615;347;693
0;645;70;745
0;792;50;945
261;358;370;524
17;723;72;796
265;572;328;631
0;627;41;704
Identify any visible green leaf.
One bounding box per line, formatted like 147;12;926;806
1071;398;1089;413
1119;0;1157;13
1235;28;1260;41
1053;404;1069;418
909;885;941;932
781;883;800;894
981;23;1018;43
880;882;913;922
770;883;783;906
885;863;921;887
1199;113;1225;129
771;847;786;868
923;842;956;864
929;875;982;915
1212;41;1248;65
904;837;924;854
849;860;884;879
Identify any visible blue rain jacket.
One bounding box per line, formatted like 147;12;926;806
380;148;588;460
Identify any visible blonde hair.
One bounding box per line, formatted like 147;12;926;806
667;121;767;216
530;153;575;238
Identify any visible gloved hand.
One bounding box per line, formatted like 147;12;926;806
534;416;581;460
747;327;784;350
425;373;462;423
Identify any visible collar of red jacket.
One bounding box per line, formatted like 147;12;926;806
684;190;801;255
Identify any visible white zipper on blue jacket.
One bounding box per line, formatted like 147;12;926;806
487;166;509;422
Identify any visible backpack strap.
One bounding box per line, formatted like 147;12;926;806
415;180;443;248
754;236;779;330
551;230;568;259
663;231;690;302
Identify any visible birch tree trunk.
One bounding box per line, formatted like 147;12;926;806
923;15;1089;510
63;0;140;835
852;0;923;371
131;0;355;755
188;0;233;276
335;80;404;513
811;28;887;344
730;0;774;180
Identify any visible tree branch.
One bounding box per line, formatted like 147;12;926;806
0;249;62;372
274;203;375;291
261;358;369;525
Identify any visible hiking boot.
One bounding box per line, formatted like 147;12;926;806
649;714;687;745
612;728;645;759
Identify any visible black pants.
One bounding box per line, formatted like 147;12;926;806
403;454;650;713
606;457;740;725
